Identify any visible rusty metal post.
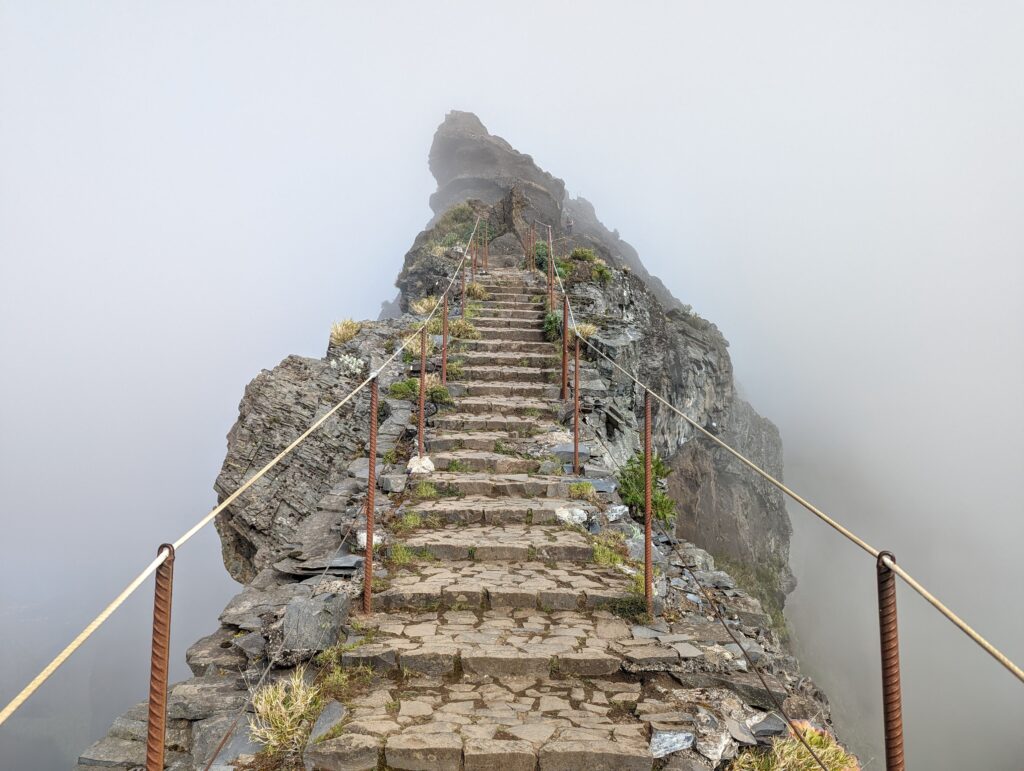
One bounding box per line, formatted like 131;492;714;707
561;295;569;401
145;544;174;771
573;336;580;475
547;225;555;312
362;377;379;614
418;326;427;457
441;295;449;386
460;255;467;318
483;222;489;272
877;551;905;771
644;391;654;618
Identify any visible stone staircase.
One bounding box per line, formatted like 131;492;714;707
314;267;662;770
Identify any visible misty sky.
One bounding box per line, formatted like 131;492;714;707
1;2;1022;769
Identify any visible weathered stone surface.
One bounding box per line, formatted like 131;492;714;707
464;738;536;770
186;627;248;676
306;733;380;771
539;740;653;770
279;592;349;659
166;676;247;721
557;651;620;676
385;732;463;770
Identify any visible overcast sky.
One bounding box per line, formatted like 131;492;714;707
1;2;1022;769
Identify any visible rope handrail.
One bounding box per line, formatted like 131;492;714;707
544;224;1024;686
0;217;481;729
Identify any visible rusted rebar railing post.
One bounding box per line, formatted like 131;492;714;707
145;544;174;771
483;222;489;272
644;391;654;618
363;377;379;614
560;295;569;401
417;327;427;457
441;295;449;386
460;255;467;318
547;225;555;312
471;241;477;284
877;551;906;771
573;336;580;475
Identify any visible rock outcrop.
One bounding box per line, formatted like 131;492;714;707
78;112;826;771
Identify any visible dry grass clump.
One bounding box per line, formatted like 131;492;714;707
409;295;439;315
568;481;598;502
330;319;361;346
591;531;628;567
449;318;480;339
571;322;598;341
248;667;321;761
730;722;860;771
465;282;490;300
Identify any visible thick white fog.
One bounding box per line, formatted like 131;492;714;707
1;2;1021;769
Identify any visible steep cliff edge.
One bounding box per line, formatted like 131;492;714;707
395;111;795;620
76;112;827;771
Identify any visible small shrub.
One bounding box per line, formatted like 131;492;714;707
330;319;361;346
463;303;483;320
331;354;365;377
248;667;322;761
381;448;398;465
401;331;436;363
618;451;676;525
730;721;860;770
544;312;562;342
534;240;549;268
391;512;422;535
568;481;598;502
609;594;649;624
446;359;465;379
465;282;490;301
389;543;416;565
449;318;480;339
555;257;572;278
570;247;598;262
592;262;612;285
388;378;418;401
410;295;439;315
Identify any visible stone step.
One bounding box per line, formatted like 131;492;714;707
373;563;632;613
473;315;544;329
476;327;547;342
458;338;555;354
409;495;596;525
428;431;511;452
402;524;594;562
479;299;546;311
461;364;557;382
412;471;573;498
460;351;561;369
432;413;551;434
466;382;561;398
432;449;539;474
474;307;545;320
452;395;556;416
483;292;538;303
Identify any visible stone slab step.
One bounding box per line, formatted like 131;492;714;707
459;338;555;354
411;471;575;498
428;431;511;452
479;299;546;310
466;382;561;398
432;413;551;433
460;351;562;368
476;327;547;342
408;496;595;525
475;307;545;320
472;315;544;329
452;395;556;416
402;524;594;562
432;449;539;474
461;364;557;382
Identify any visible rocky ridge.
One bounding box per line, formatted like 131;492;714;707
78;113;826;770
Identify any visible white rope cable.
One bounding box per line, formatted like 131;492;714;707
547;228;1024;685
0;218;481;728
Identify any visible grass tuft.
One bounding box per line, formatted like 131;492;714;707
248;667;321;762
465;282;490;301
409;295;439;315
730;722;860;770
568;481;598;502
330;319;361;346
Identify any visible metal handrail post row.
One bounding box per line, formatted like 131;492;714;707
417;327;427;457
460;255;467;319
644;391;654;617
877;550;906;770
547;225;555;312
561;295;569;401
363;377;379;614
573;336;581;475
145;543;175;771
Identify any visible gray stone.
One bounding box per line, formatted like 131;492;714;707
650;729;696;758
750;712;787;738
186;627;248;676
385;732;463;770
280;592;349;658
726;717;757;746
538;740;653;770
309;700;348;743
306;733;380;770
191;714;261;767
380;473;407;493
464;738;536;770
167;676;247;721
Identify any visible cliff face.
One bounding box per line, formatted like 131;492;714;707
397;111;795;615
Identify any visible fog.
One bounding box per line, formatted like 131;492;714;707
1;2;1022;769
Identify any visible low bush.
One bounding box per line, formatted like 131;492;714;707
411;481;440;500
571;322;598;341
617;451;676;525
592;262;612;285
544;312;562;342
448;318;480;339
465;282;490;301
568;481;598;502
570;247;598;262
591;531;628;567
330;319;361;346
409;295;438;315
446;359;465;379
